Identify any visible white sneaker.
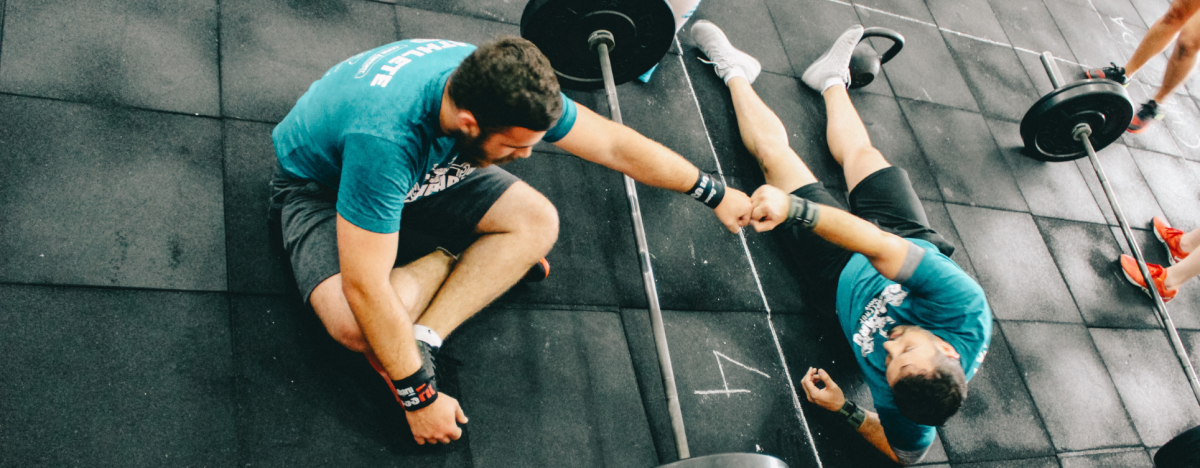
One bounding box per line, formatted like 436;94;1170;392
801;25;865;93
691;20;762;84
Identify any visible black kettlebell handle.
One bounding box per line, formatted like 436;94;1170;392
861;27;904;64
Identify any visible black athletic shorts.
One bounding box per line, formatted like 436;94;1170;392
267;163;519;303
773;167;955;295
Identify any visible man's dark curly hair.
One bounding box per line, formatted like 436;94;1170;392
447;36;562;131
892;352;967;426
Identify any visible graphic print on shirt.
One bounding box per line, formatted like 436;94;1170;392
405;161;476;202
853;284;908;357
358;40;471;88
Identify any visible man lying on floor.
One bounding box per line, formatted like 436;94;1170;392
268;36;752;446
691;21;993;465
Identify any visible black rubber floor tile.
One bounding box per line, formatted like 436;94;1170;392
1182;331;1200;370
0;285;233;467
856;8;980;112
989;119;1107;224
448;307;658;467
850;91;942;201
1001;321;1140;452
1161;94;1200;162
0;96;226;291
633;181;767;312
1130;148;1200;230
219;0;398;123
1044;0;1133;70
1036;217;1161;328
939;327;1055;464
395;5;519;45
1111;226;1200;330
955;457;1061;468
988;0;1077;62
1076;144;1167;228
394;0;524;25
922;200;979;278
685;61;844;191
224;120;293;295
947;34;1043;123
1129;0;1171;41
1122;84;1185;157
678;0;792;76
494;152;629;307
645;310;817;467
927;0;1007;43
853;0;935;23
1090;328;1200;447
946;205;1081;323
1058;448;1154;468
1058;0;1149;30
899;100;1029;211
741;221;808;313
0;0;219;116
610;52;722;175
765;0;862;78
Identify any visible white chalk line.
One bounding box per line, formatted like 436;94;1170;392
675;40;825;468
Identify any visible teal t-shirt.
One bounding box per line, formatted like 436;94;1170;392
836;239;992;454
271;39;578;233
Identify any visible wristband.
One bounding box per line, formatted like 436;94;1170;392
688;172;726;209
837;400;867;430
392;342;439;411
782;195;820;229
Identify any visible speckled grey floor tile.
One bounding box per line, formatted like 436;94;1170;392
1090;328;1200;447
0;0;219;115
851;91;942;201
1002;321;1140;452
678;0;792;76
1131;148;1200;230
0;96;226;291
219;0;399;123
395;6;520;47
0;285;233;467
1076;144;1168;228
224;119;292;295
1058;448;1155;468
990;119;1106;224
394;0;525;25
857;8;979;112
944;33;1043;123
765;0;864;78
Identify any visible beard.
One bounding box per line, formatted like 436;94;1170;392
451;128;520;167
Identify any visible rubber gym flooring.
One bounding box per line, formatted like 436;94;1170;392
3;0;1200;466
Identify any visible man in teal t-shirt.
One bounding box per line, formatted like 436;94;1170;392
269;36;755;447
693;22;991;464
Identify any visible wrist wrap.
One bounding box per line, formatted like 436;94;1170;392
783;195;820;229
689;172;726;209
837;400;867;430
392;342;439;411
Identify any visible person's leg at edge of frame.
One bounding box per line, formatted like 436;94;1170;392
821;85;891;193
1156;11;1200;103
1088;0;1200;83
1166;227;1200;289
727;77;818;192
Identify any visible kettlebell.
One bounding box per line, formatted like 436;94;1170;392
849;27;905;89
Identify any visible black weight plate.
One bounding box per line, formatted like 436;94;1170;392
521;0;675;90
1155;425;1200;468
1019;79;1133;162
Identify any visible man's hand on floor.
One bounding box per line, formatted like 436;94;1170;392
714;187;753;233
800;367;846;412
407;394;469;444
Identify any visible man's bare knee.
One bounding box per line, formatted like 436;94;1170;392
1162;2;1198;28
481;183;560;253
310;276;369;353
1176;30;1200;58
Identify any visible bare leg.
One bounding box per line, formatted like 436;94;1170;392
1126;0;1200;76
821;86;891;192
1180;227;1200;253
416;182;558;339
1155;12;1200;103
1166;246;1200;288
310;249;456;353
728;77;817;192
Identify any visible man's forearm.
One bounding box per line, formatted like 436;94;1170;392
856;410;903;464
606;122;699;193
343;279;423;379
802;200;909;279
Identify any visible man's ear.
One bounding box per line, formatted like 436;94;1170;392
936;339;960;360
455;110;480;138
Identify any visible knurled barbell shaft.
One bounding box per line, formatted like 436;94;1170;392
595;37;692;460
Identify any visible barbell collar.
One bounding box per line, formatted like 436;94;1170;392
588;30;616;54
1072;123;1092;141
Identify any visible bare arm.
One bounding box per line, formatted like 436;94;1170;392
553;104;752;232
800;367;905;464
750;185;911;279
336;215;422;377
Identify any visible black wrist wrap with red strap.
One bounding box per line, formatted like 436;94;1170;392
392;342;439;411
